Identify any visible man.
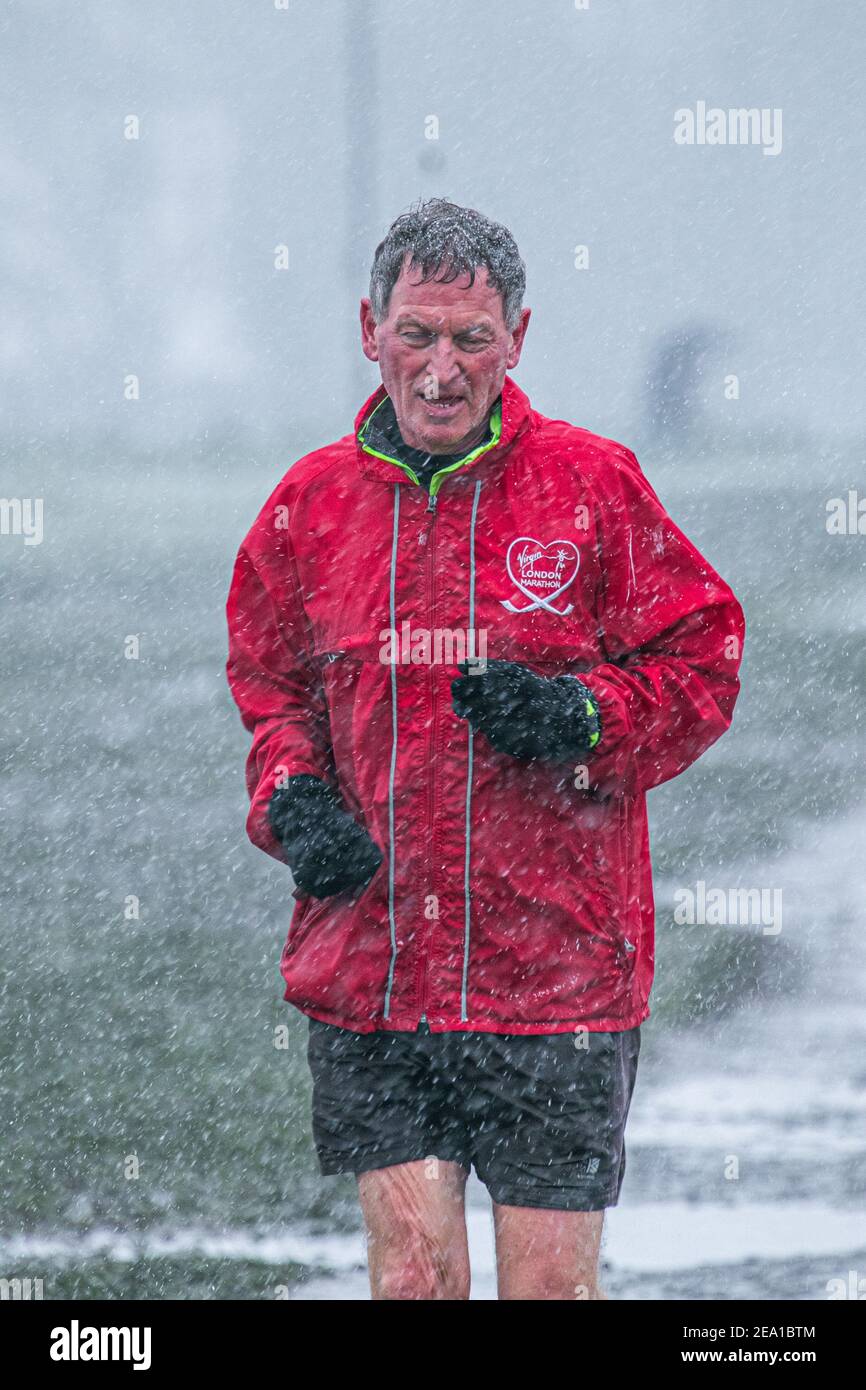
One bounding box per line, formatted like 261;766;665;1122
226;198;745;1300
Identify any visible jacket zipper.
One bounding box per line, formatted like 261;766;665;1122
417;486;438;1025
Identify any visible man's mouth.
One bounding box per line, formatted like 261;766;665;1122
418;393;465;416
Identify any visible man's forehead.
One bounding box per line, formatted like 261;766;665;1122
389;262;501;325
394;301;496;330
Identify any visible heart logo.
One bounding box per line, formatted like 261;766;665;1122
500;537;579;615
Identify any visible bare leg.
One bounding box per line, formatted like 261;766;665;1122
493;1203;608;1300
357;1158;471;1300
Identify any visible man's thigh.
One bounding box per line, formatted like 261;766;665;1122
357;1159;471;1300
492;1203;607;1300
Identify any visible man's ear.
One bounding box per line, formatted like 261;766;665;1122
360;298;380;362
506;307;531;370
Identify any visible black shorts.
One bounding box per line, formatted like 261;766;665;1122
306;1018;641;1212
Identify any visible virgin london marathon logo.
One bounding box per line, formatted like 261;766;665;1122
501;537;580;615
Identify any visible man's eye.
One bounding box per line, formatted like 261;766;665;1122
402;331;432;343
456;337;488;351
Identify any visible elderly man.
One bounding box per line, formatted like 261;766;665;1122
226;198;744;1300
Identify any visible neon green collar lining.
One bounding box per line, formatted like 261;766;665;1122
358;397;502;498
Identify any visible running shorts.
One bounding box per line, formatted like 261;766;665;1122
306;1017;641;1212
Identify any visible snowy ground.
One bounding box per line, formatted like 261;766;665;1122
2;448;864;1299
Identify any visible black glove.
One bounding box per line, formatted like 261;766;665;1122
451;659;602;762
268;775;383;900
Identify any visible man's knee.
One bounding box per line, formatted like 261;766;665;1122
374;1259;469;1301
368;1213;469;1299
371;1227;470;1300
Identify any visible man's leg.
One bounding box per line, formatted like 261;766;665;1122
467;1026;640;1300
357;1158;471;1300
492;1204;607;1300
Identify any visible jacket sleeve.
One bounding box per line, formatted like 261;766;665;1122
225;501;334;863
578;447;745;797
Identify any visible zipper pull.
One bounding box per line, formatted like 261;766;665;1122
419;487;437;543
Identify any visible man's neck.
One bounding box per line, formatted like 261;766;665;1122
372;395;495;489
380;400;494;469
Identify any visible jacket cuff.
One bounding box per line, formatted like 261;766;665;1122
248;761;333;864
574;671;637;796
268;775;335;843
557;675;603;752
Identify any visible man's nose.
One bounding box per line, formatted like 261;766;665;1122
424;336;463;387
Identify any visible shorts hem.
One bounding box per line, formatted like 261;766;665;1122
484;1185;621;1212
316;1147;472;1178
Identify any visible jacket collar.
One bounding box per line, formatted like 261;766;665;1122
360;392;477;479
354;373;533;491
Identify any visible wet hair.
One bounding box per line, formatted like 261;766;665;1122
369;197;526;330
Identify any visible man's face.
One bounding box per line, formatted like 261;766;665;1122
360;257;530;455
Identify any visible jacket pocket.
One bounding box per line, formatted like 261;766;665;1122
577;791;636;963
284;893;325;959
298;640;391;893
313;633;393;815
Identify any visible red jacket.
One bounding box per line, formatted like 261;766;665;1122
226;375;744;1034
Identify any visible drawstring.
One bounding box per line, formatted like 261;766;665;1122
460;478;484;1021
382;484;401;1019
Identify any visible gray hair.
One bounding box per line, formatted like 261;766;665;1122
369;197;526;331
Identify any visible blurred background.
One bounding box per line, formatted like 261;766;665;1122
1;0;865;1299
